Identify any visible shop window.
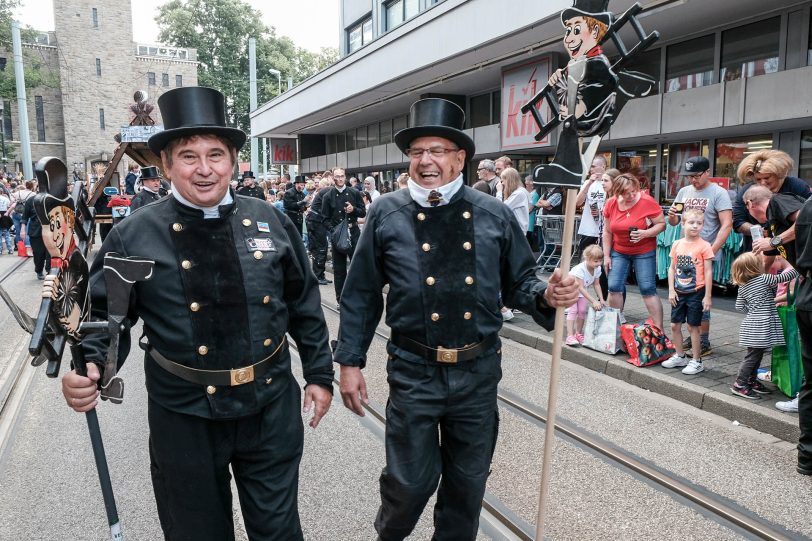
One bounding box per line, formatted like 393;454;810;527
368;122;379;147
469;93;491;129
800;131;812;182
616;146;657;193
714;135;773;192
720;17;779;82
665;35;714;92
379;119;392;145
356;125;368;148
35;96;45;142
326;134;336;155
662;142;702;201
346;129;356;151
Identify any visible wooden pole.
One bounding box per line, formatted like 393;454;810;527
534;186;579;540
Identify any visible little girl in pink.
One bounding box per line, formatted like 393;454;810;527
566;244;606;346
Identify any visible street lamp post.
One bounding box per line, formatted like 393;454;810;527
268;68;282;96
0;100;6;170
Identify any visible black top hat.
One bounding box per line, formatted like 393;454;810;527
394;98;475;159
148;87;247;154
294;175;306;183
561;0;613;26
34;192;75;227
242;170;255;180
140;166;160;180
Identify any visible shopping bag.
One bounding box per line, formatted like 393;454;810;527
330;217;353;255
582;306;623;354
621;319;675;367
772;284;804;398
16;240;27;258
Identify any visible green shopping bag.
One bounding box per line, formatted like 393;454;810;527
772;282;804;398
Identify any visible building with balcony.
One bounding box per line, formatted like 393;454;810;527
251;0;812;203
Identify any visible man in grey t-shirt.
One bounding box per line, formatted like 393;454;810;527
667;156;733;354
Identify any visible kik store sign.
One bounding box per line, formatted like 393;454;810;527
270;138;297;165
501;55;554;151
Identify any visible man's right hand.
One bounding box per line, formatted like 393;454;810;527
339;365;368;417
62;363;100;413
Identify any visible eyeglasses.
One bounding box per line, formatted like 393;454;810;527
405;147;460;159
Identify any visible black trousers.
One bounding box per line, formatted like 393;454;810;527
795;310;812;468
29;236;51;275
332;224;360;303
375;351;501;541
306;219;328;279
147;381;304;541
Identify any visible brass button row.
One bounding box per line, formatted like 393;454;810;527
190;302;200;312
426;277;435;286
173;223;183;232
465;276;474;285
463;242;472;251
417;212;426;221
182;260;192;270
422;243;431;252
254;251;263;260
430;312;472;321
198;345;208;355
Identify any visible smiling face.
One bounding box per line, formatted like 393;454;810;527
162;135;235;207
407;136;466;190
563;16;601;59
43;206;74;259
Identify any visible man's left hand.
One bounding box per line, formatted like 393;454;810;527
303;384;332;429
751;237;772;255
543;268;579;308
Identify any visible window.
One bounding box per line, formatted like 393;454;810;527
392;115;407;135
663;142;703;200
176;74;182;87
347;17;373;53
385;0;419;31
469;91;501;128
162;73;169;87
800;131;812;181
346;129;356;151
665;35;714;92
34;96;44;142
335;132;346;153
616;146;657;193
356;126;368;148
147;72;156;85
92;7;98;27
368;122;379;147
379;119;392;145
715;135;773;192
95;58;101;76
3;101;11;141
0;58;6;72
720;17;780;82
99;108;105;130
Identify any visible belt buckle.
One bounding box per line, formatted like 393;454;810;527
230;365;255;386
436;347;458;364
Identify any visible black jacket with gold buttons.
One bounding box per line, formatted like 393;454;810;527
82;191;334;419
333;185;555;368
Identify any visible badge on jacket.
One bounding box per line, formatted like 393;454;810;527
257;221;270;233
246;237;276;252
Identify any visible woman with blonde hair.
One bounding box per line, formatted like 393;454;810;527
733;149;811;251
500;167;529;233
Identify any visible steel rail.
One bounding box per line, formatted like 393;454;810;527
319;301;798;541
0;257;35;412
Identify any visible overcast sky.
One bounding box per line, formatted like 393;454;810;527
15;0;340;53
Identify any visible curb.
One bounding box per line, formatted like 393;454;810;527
500;322;800;443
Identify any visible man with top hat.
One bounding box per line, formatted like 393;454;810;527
283;175;312;237
334;97;579;540
60;86;334;540
129;165;166;212
236;170;265;200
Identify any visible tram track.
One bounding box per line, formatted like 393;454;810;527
317;300;802;541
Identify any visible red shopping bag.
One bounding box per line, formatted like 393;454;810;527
16;240;27;257
621;319;675;367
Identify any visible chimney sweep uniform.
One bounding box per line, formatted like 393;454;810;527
129;166;164;212
320;180;365;303
78;86;333;541
334;98;557;540
283;176;309;236
236;170;265;200
305;186;330;283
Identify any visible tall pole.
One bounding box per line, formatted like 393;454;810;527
248;38;258;175
12;21;32;179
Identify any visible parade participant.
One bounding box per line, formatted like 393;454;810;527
334;98;578;541
129;166;165;212
61;86;334;540
283;175;312;237
668;156;733;355
305;178;333;285
236;170;265;200
19;182;51;279
321;167;365;307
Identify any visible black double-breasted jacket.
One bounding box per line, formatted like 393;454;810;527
236;184;265;200
129;188;162;212
320;186;365;229
333;185;555;368
82;191;334;419
283;187;308;226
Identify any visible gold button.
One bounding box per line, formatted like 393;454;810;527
431;313;440;321
464;312;472;320
181;260;192;270
254;251;263;260
206;385;216;395
422;243;431;252
263;295;270;304
426;277;436;286
463;242;472;250
198;345;208;355
465;276;474;285
462;211;471;219
242;219;252;226
172;223;183;232
263;338;272;347
417;212;426;221
190;302;200;312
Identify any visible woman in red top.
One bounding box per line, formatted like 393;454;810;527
602;173;666;329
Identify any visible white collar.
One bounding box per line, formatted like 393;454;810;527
171;185;233;219
336;185;346;193
407;174;464;207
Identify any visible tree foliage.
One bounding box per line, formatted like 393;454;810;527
156;0;338;152
0;0;58;99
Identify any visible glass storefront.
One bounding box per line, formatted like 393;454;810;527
799;131;812;181
661;141;709;201
616;146;657;192
714;135;773;192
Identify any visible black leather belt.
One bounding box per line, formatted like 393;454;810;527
139;336;286;386
390;332;498;364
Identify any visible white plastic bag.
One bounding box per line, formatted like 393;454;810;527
582;306;623;354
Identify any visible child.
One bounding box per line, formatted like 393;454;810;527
0;205;11;255
730;252;799;399
663;208;714;374
566;244;605;346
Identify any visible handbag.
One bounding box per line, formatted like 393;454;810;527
330;216;353;255
582;306;623;354
621;319;675;367
772;282;804;398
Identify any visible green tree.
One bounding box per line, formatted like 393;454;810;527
156;0;338;158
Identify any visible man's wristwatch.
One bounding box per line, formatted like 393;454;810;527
770;236;783;247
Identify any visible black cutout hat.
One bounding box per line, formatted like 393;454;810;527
394;98;475;159
34;192;75;227
148;87;247;154
561;0;613;26
140;166;160;180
